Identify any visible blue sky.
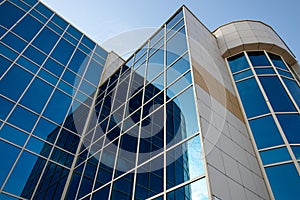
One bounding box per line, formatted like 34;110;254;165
41;0;300;60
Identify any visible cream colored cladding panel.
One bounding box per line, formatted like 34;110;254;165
184;8;270;200
214;20;297;66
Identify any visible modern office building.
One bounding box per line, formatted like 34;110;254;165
0;0;299;200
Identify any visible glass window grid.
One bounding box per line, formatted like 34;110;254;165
227;50;300;176
166;19;184;39
8;0;31;12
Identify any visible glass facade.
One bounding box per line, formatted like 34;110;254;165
227;51;300;199
0;2;208;199
0;0;108;199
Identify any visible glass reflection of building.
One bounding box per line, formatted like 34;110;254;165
1;0;300;200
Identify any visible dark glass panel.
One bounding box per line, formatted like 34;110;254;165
81;35;96;50
277;114;300;144
0;65;33;101
3;151;44;196
167;19;184;39
50;147;74;167
277;69;293;78
149;28;164;48
12;14;43;42
0;124;29;147
259;76;296;112
254;67;275;75
233;69;253;81
0;140;20;188
227;53;249;73
43;57;64;78
38;68;59;86
268;52;288;70
283;78;300;107
0;96;14;120
166;27;187;66
20;77;54;113
147;49;164;82
43;89;72;124
23;45;47;65
2;32;27;53
95;45;108;59
92;185;110;200
0;1;25;29
167;71;192;98
265;163;300;199
247;51;270;66
51;38;75;66
260;147;291;165
35;2;53;18
29;9;47;23
32;27;60;54
0;55;12;76
236;78;269;118
7;105;38;132
65;166;84;200
292;146;300;159
166;53;190;85
25;136;52;157
111;173;134;200
51;14;68;30
249;115;284;149
62;69;80;88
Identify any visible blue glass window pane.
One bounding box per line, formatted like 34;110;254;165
227;53;249;73
20;77;54;113
82;35;96;50
111;173;134;200
35;3;53;18
38;69;59;86
62;69;79;87
147;49;164;82
51;38;75;65
166;27;187;66
0;96;14;120
166;10;183;30
29;9;47;24
68;49;89;75
259;76;296;112
58;81;74;96
7;106;38;132
9;0;30;11
12;14;43;42
80;80;96;96
43;90;72;124
0;55;12;76
63;32;78;46
277;69;293;78
0;124;29;147
265;163;300;200
0;140;20;187
16;56;39;74
84;60;103;86
3;151;44;196
0;65;33;101
167;72;192;98
167;53;190;85
254;67;275;75
167;19;184;39
167;177;208;200
26;136;52;157
0;26;6;36
95;45;108;59
292;146;300;159
167;136;204;189
150;28;164;48
66;25;82;40
233;69;253;81
51;14;68;30
0;1;25;29
268;53;288;70
32;27;60;54
260;147;291;165
23;45;47;65
47;21;63;35
0;43;18;61
236;78;269;118
43;57;64;78
247;51;270;66
167;87;199;141
2;32;27;53
32;117;58;140
283;78;300;107
249;116;284;149
277;114;300;144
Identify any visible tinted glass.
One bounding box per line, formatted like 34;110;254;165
260;147;291;165
227;53;249;73
24;45;47;65
0;55;12;76
233;69;253;81
51;38;75;65
0;96;14;120
254;67;275;75
249;115;284;149
166;53;190;85
0;124;29;147
268;53;288;70
259;76;296;112
147;49;164;82
32;27;60;54
236;78;269;118
0;2;25;29
166;27;187;66
247;51;270;66
277;114;300;144
2;32;27;53
283;78;300;107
